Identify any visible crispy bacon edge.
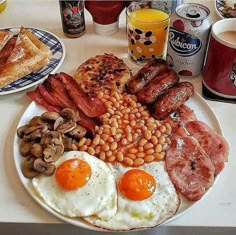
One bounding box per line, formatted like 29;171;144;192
57;72;107;118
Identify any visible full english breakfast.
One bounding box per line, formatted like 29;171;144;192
16;54;229;231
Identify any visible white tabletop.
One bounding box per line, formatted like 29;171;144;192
0;0;236;232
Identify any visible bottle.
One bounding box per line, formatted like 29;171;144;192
59;0;86;38
0;0;7;14
85;1;126;36
151;0;184;12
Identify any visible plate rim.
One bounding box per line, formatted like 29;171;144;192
13;91;224;232
0;26;66;95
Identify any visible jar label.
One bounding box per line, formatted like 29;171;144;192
59;1;85;35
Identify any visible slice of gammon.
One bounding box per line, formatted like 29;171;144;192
166;105;197;131
165;135;215;201
185;120;229;176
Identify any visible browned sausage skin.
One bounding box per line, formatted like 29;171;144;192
151;82;194;120
137;69;179;104
127;58;168;94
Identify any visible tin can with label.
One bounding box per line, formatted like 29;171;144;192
167;3;212;76
59;0;85;38
151;0;184;12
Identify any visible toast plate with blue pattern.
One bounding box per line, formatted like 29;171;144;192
0;27;65;95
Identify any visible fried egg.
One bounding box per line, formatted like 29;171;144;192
83;161;180;231
32;151;117;220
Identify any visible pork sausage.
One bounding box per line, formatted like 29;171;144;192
137;69;179;104
152;81;194;120
127;58;168;94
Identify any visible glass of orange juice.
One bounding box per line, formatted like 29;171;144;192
126;1;171;65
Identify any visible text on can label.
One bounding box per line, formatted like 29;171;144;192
168;28;202;57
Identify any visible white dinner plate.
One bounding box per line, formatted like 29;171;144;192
0;27;65;95
13;91;223;231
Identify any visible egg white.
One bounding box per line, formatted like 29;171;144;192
83;161;180;231
32;151;117;220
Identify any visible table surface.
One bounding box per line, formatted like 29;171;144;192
0;0;236;232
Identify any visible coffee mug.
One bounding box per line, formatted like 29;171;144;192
203;18;236;99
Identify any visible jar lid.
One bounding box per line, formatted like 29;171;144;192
93;21;119;36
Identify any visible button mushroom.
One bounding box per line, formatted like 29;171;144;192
17;125;28;139
28;116;45;126
43;142;64;163
60;108;76;120
41;131;64;162
41;111;61;121
53;117;64;130
19;141;32;157
57;121;77;134
68;125;87;139
30;143;43;158
40;131;62;146
33;158;56;176
23;124;48;142
21;156;39;179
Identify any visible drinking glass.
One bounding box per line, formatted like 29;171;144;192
126;1;171;65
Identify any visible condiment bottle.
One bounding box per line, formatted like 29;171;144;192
59;0;86;38
0;0;7;14
85;0;126;35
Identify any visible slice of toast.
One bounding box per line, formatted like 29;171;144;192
0;27;52;88
0;30;15;51
0;36;17;68
19;27;51;58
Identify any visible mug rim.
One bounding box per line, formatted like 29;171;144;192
212;18;236;49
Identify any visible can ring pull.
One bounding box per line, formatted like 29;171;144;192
186;6;201;18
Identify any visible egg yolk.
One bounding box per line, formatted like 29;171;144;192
118;169;156;201
55;159;91;190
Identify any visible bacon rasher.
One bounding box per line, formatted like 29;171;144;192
27;88;61;113
57;72;107;118
44;75;78;110
37;83;61;107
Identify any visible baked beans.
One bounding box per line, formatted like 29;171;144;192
76;91;172;166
